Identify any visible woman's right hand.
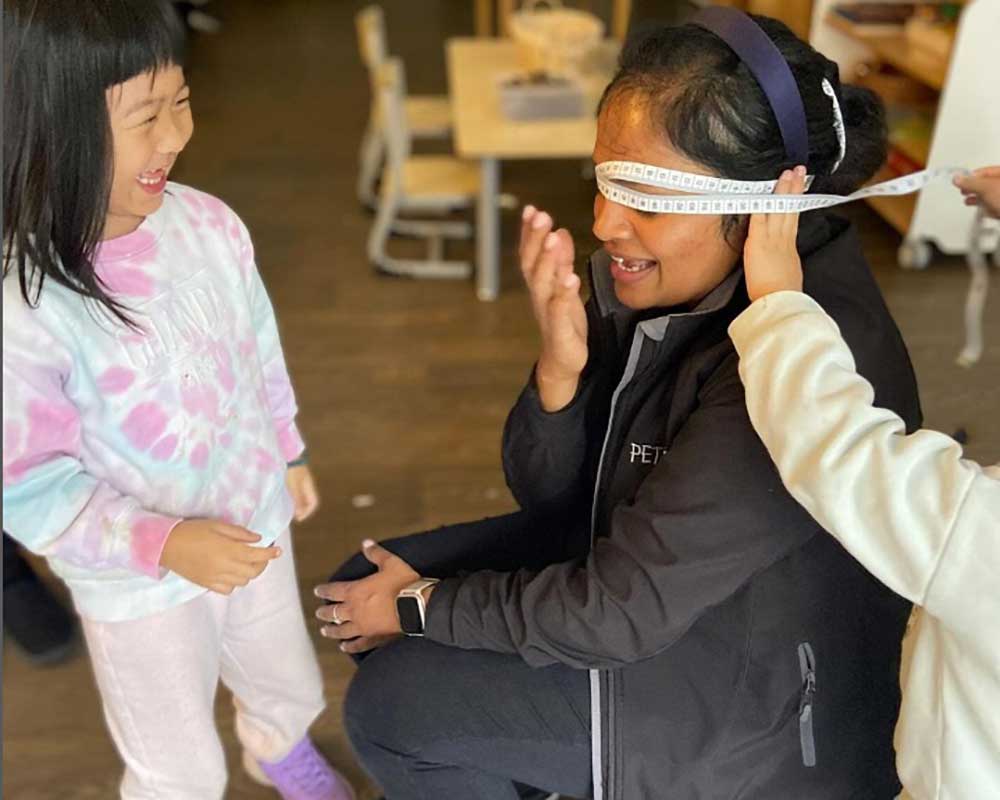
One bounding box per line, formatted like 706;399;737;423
520;206;588;412
159;519;281;595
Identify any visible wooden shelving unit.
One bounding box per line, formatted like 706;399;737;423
810;0;1000;267
826;13;949;90
867;167;919;233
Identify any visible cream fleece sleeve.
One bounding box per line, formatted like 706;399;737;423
729;291;999;635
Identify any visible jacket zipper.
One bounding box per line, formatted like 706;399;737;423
798;642;818;767
588;326;653;800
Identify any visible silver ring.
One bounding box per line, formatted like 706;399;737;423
331;604;343;625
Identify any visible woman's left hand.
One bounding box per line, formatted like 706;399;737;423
314;540;421;654
286;464;320;521
743;166;808;302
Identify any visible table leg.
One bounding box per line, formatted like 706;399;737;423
498;0;515;36
476;157;501;302
475;0;493;36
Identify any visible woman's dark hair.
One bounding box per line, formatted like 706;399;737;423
600;14;887;244
3;0;186;327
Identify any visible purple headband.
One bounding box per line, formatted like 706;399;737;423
691;6;810;167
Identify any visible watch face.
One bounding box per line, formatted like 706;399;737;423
397;595;423;635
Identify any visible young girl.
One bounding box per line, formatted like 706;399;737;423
729;167;1000;800
2;2;353;798
316;11;921;800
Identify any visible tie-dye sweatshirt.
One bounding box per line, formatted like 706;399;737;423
2;183;304;622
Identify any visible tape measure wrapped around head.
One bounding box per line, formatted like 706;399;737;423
594;161;969;215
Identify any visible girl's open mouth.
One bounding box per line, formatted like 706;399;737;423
136;168;167;194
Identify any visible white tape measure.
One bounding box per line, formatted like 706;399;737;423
595;160;969;215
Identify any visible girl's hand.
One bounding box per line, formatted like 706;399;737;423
314;540;420;654
159;519;281;595
519;206;588;412
954;166;1000;219
286;464;319;521
743;166;809;302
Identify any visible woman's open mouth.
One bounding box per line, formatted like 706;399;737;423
610;254;658;284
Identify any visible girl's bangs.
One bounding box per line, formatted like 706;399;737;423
85;2;187;89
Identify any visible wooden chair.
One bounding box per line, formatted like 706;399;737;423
367;58;479;279
356;5;454;208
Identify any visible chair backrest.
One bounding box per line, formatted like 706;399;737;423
376;58;411;179
355;5;387;73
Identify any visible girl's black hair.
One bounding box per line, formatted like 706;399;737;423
3;0;186;326
600;15;887;244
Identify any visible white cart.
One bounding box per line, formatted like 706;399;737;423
810;0;1000;268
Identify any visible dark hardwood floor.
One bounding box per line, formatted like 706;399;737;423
3;1;996;797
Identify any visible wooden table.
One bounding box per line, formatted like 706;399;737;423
446;38;602;300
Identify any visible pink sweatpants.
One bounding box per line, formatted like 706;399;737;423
81;530;325;798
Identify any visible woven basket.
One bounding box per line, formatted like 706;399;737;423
509;0;605;78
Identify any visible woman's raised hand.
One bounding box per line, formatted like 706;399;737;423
519;206;588;412
743;167;808;302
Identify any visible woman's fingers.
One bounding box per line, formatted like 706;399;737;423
533;231;562;298
320;621;361;640
314;581;351;602
339;635;392;654
554;258;580;295
519;207;554;283
539;231;577;315
315;602;344;624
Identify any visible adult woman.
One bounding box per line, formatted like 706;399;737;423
318;12;920;799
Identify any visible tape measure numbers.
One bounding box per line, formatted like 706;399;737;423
595;161;969;216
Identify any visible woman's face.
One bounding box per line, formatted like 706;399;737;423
104;64;193;240
592;92;741;310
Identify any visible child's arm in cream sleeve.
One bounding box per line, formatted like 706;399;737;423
731;168;1000;637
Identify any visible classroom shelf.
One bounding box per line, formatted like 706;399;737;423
866;167;918;233
811;0;999;262
827;13;949;90
890;137;930;169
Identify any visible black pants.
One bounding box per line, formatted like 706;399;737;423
330;511;594;800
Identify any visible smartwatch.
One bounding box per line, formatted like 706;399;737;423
395;578;440;636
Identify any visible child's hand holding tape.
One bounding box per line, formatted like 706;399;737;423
954;166;1000;219
743;166;810;302
742;163;1000;303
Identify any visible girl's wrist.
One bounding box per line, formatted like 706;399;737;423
287;451;308;468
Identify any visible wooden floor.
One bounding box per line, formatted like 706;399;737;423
3;1;997;797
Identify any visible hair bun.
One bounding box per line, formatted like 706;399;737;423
814;83;887;195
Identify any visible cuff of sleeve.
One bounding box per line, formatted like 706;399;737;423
422;576;462;645
276;423;306;463
129;514;185;579
729;292;833;356
520;366;590;424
